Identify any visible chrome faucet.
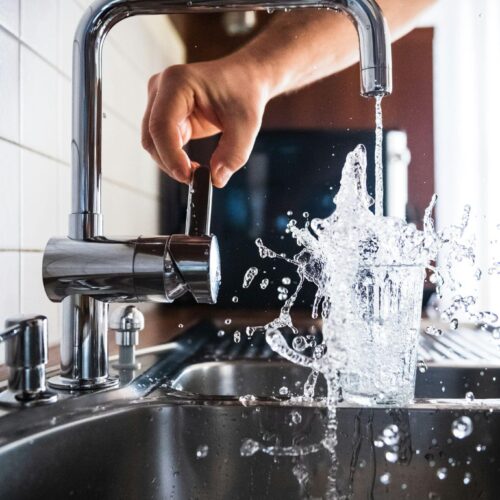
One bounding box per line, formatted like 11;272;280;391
42;0;392;391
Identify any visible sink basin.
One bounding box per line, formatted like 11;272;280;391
173;359;500;400
0;325;499;499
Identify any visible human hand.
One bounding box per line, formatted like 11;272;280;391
141;55;272;188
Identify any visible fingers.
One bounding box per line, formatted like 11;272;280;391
211;110;261;188
142;68;193;184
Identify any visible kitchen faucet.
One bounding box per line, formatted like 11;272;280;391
42;0;392;391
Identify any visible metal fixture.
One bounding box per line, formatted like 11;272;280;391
0;315;57;405
110;306;145;369
44;165;220;390
42;0;392;391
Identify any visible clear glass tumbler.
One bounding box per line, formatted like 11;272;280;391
323;264;425;405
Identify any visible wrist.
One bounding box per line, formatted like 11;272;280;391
222;44;287;101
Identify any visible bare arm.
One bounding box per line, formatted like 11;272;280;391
142;0;436;188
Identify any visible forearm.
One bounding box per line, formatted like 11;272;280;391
227;0;436;98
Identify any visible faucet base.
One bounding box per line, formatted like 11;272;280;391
48;375;118;391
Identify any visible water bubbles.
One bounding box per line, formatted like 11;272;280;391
242;267;259;288
379;472;391;485
417;360;428;373
302;212;309;218
260;278;269;290
436;467;448;480
281;277;292;285
277;286;289;301
385;451;399;463
465;391;475;402
450;318;459;330
425;326;443;337
233;331;241;343
224;318;232;325
313;344;326;359
451;416;473;439
289;411;302;425
178;323;184;328
381;424;400;446
463;472;472;485
292;464;309;485
196;444;209;459
292;336;307;352
240;438;260;457
232;296;239;303
239;394;256;407
475;443;486;452
287;210;293;216
279;386;289;396
217;330;225;337
374;439;384;448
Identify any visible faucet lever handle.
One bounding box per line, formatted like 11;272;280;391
185;165;213;236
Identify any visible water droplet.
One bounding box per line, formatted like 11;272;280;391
451;416;473;439
302;212;309;218
279;386;289;396
233;331;241;343
232;296;239;303
425;326;443;337
240;438;260;456
465;391;475;402
196;444;209;459
290;411;302;425
292;464;309;485
385;451;398;463
418;360;428;373
178;323;184;328
450;318;458;330
287;210;293;216
292;336;307;352
475;443;486;452
463;472;472;485
374;439;384;448
260;278;269;290
382;424;400;446
224;318;232;325
239;394;256;407
242;267;259;288
379;472;391;485
217;330;225;337
281;277;291;285
436;467;447;480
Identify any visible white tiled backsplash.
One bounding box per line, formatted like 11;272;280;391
0;0;185;362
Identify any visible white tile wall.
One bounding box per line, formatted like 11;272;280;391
0;1;185;364
0;29;20;143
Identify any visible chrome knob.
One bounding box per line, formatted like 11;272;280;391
0;315;57;405
110;305;144;369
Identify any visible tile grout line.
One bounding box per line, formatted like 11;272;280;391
17;8;22;315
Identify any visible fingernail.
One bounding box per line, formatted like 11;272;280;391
216;166;232;186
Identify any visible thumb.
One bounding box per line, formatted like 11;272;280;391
211;111;261;188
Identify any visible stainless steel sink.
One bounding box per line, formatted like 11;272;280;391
0;325;499;499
